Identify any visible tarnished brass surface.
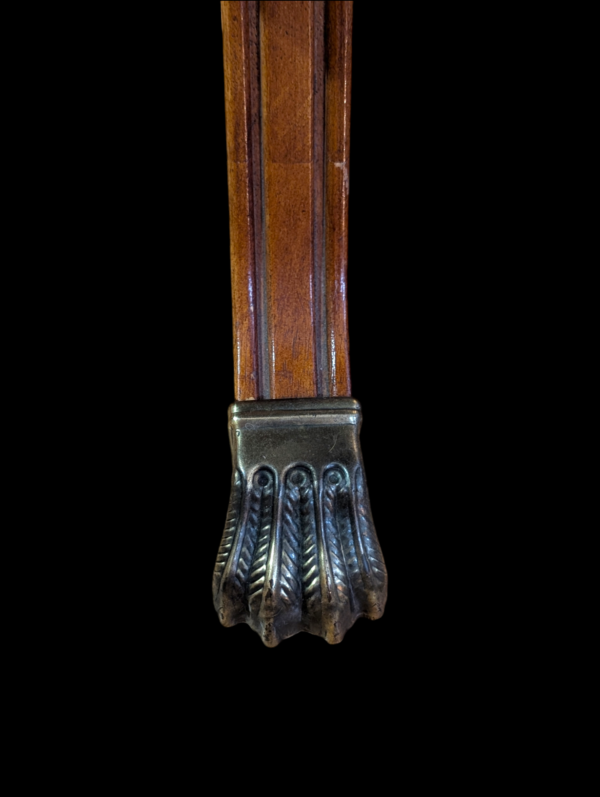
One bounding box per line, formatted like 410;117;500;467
213;398;387;646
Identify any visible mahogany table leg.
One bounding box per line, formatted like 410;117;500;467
213;1;387;646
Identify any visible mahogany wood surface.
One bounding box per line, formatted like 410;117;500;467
222;0;353;400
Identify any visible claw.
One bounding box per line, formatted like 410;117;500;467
212;399;388;646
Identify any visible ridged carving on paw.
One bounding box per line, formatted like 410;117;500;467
212;470;243;600
214;468;274;630
213;464;387;646
354;468;387;618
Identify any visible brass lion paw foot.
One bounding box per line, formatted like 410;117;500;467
212;399;387;646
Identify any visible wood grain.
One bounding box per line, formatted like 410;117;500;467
325;0;352;397
222;0;353;401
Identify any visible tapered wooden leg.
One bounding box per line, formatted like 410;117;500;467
214;1;386;645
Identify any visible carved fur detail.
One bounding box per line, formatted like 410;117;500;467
354;467;388;618
322;469;351;607
279;469;304;616
247;470;274;614
213;462;387;646
333;469;369;611
299;471;321;627
212;470;243;598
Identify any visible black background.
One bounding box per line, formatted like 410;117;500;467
44;0;520;740
102;2;470;685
